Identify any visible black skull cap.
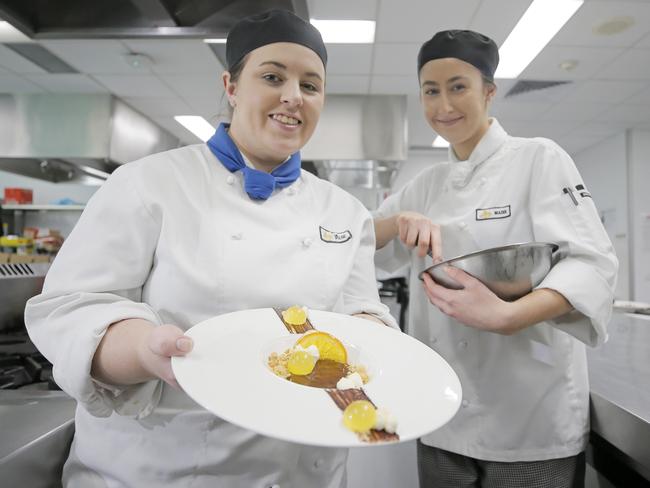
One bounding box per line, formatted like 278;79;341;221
418;30;499;80
226;9;327;70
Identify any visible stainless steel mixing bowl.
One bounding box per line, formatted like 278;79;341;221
419;242;559;301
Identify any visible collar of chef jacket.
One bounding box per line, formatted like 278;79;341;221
448;117;508;188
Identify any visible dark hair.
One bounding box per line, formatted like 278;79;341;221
482;75;496;89
221;54;249;119
228;55;248;84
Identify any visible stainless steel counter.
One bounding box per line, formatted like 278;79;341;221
0;311;648;487
0;390;76;488
587;311;650;482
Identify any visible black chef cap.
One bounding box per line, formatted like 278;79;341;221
226;9;327;71
417;30;499;81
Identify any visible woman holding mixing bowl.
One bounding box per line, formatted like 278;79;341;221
374;29;618;488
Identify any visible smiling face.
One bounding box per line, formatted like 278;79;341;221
419;57;496;160
223;42;325;171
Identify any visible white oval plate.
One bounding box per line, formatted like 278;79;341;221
172;308;462;447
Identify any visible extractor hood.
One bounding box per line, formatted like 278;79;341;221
303;94;407;191
0;93;180;184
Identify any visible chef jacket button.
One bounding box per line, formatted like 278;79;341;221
314;458;323;469
287;186;296;195
479;177;487;187
231;232;243;240
226;175;235;185
431;337;438;344
461;399;469;408
458;340;467;349
302;237;313;247
268;485;280;488
458;222;467;230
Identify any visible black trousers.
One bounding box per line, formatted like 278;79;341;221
417;440;586;488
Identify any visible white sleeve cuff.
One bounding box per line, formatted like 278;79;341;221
27;293;165;418
535;258;613;347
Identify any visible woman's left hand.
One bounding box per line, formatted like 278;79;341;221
421;267;517;335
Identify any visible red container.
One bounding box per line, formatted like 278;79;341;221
4;188;33;204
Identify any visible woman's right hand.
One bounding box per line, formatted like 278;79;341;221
137;324;193;389
395;211;443;261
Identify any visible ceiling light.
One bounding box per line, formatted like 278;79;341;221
309;19;375;44
203;38;227;44
174;116;215;142
593;17;634;36
432;136;450;148
0;21;32;43
495;0;583;79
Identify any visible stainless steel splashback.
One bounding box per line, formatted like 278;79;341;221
0;94;179;183
302;95;408;161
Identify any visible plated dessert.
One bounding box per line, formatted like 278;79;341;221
268;305;399;442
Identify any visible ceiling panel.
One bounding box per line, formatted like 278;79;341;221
307;0;378;20
325;45;374;74
594;48;650;80
158;73;223;100
469;0;532;46
561;79;648;103
122;97;192;117
372;43;420;75
123;39;223;74
0;73;45;92
325;75;369;94
370;75;418;95
552;1;650;48
92;74;177;97
375;0;481;43
0;44;46;74
504;120;582;140
567;121;626;138
636;31;650;48
520;45;623;81
40;40;134;75
631;85;650;104
25;73;107;93
489;100;552;121
599;103;650;123
539;101;610;122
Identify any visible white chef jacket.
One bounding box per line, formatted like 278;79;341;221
25;143;397;488
374;119;617;462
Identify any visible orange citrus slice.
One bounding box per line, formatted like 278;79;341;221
296;331;347;364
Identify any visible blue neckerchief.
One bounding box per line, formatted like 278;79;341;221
206;123;301;200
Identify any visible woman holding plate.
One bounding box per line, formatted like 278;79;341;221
25;9;396;488
373;30;617;488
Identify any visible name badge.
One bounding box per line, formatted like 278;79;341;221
476;205;511;221
319;226;352;244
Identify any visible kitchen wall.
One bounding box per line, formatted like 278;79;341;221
628;129;650;302
573;132;630;300
391;149;448;193
572;129;650;303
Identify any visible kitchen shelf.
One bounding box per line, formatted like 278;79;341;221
1;204;85;211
